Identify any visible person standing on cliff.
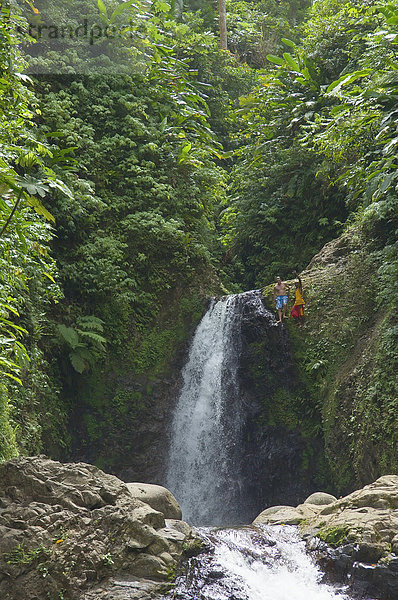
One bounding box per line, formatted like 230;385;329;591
273;276;289;323
290;270;305;327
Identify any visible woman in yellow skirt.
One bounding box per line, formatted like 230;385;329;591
290;270;305;327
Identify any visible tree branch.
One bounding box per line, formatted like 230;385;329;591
0;189;23;238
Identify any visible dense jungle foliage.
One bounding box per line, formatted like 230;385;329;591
0;0;397;491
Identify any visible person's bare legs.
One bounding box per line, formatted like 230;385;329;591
277;307;282;323
283;301;288;319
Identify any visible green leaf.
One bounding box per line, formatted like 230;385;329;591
47;179;73;199
326;70;373;94
15;225;28;252
98;0;109;24
330;104;350;116
77;316;105;331
266;54;285;66
26;195;55;223
383;137;398;155
69;352;86;374
57;325;79;349
159;117;168;133
178;143;192;163
76;330;107;346
1;319;28;335
281;38;296;49
43;272;56;283
283;53;300;72
3;372;23;385
110;0;138;23
0;302;20;316
377;172;395;195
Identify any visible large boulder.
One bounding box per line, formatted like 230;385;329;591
253;477;398;555
253;503;320;526
304;492;337;506
126;483;182;520
302;476;398;599
0;456;199;600
254;476;398;599
300;476;398;552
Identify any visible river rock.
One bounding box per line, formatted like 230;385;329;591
253;503;320;525
126;483;182;520
304;492;337;506
0;456;199;600
300;476;398;546
255;475;398;599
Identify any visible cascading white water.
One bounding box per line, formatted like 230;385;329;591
164;292;366;600
166;294;247;525
165;525;355;600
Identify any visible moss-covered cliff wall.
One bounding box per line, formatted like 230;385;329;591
58;271;223;481
264;228;397;494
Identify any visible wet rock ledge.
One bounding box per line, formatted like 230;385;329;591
254;475;398;600
0;456;200;600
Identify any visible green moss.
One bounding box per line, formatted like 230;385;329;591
133;292;205;376
166;563;176;581
113;388;144;418
301;446;313;471
288;231;398;492
262;388;299;430
317;526;350;547
82;413;102;443
182;538;208;558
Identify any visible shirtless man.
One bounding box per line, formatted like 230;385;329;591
273;276;289;323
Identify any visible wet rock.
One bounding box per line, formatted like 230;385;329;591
207;570;224;580
126;483;182;520
0;456;198;600
254;476;398;598
236;291;326;521
300;476;398;553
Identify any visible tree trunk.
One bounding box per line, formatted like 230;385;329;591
218;0;227;50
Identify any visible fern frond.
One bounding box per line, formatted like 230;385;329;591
69;352;86;374
76;330;107;346
57;324;79;349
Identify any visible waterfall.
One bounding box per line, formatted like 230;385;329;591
166;291;274;526
164;293;367;600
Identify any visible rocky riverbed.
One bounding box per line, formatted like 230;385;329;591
0;456;201;600
254;475;398;599
1;456;397;600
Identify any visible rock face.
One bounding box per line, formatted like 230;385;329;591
126;483;182;520
253;476;398;599
228;290;328;521
0;456;199;600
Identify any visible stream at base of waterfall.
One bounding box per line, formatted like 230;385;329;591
162;524;369;600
